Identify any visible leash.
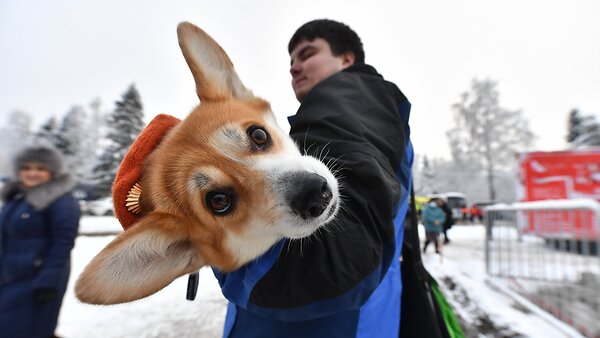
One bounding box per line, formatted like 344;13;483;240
186;270;200;301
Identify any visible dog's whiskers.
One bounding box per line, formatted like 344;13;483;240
304;143;317;156
318;141;333;161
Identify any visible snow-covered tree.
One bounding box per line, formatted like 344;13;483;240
414;155;443;195
567;109;585;144
0;110;33;176
92;84;145;197
447;78;534;201
568;109;600;148
81;98;107;183
54;105;90;182
578;117;600;147
32;116;60;147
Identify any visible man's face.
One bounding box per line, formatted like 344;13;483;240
289;38;354;102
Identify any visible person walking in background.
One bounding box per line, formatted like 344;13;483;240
422;198;446;254
438;198;454;244
0;146;80;338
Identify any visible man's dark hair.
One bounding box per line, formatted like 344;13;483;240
288;19;365;64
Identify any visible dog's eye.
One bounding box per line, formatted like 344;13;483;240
247;126;271;150
206;191;235;215
250;128;268;144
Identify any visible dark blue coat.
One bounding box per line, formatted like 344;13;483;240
0;175;80;338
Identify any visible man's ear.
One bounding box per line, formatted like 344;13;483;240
340;51;356;69
75;212;205;305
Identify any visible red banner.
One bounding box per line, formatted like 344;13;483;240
519;150;600;240
520;150;600;201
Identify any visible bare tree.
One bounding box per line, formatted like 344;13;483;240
447;78;534;201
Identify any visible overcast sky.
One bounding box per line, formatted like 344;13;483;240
1;0;599;159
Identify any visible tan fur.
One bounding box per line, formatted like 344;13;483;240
75;22;339;305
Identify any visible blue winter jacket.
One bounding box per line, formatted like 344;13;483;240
422;203;446;233
214;64;413;338
0;175;80;338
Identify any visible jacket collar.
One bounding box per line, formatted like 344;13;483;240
344;63;382;79
1;174;76;210
287;63;382;125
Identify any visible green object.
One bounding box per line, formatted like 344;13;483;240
429;275;466;338
414;196;429;213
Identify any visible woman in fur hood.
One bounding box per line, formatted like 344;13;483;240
0;146;80;338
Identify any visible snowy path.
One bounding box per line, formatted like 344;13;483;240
54;217;581;337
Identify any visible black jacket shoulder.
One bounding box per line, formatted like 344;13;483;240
291;64;407;171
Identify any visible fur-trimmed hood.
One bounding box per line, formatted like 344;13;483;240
1;174;77;210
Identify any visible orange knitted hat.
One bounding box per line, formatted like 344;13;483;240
112;114;181;230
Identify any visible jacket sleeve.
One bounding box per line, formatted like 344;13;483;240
33;194;80;290
237;71;407;321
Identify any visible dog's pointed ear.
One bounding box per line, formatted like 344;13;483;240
177;22;253;101
75;212;205;305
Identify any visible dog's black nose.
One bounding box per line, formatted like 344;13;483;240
289;173;332;219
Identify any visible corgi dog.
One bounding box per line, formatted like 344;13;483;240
75;22;340;305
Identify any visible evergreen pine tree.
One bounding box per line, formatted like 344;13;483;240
55;107;83;156
33;116;60;146
92;84;145;197
55;106;89;182
566;109;584;144
571;115;600;148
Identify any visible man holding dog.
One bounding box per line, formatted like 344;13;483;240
215;19;412;337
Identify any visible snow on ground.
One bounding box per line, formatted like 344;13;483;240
55;216;582;337
57;216;227;338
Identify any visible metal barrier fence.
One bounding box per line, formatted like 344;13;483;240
485;199;600;338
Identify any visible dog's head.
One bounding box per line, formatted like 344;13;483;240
75;22;340;305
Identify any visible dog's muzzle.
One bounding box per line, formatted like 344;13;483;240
287;172;333;220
